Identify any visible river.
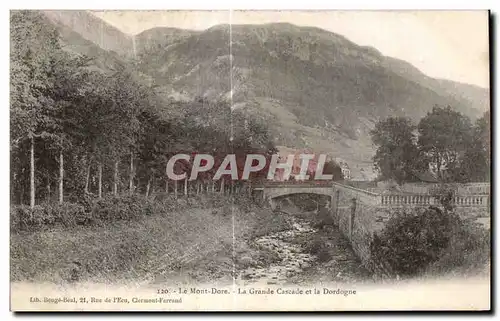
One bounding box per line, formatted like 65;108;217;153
237;209;371;286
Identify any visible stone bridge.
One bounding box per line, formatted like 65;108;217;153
252;181;490;273
254;181;490;211
254;182;382;210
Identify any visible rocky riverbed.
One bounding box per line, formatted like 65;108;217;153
236;210;372;286
237;214;319;285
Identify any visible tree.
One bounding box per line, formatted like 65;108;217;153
10;11;81;207
418;106;473;182
459;111;490;182
370;117;423;184
10;11;280;205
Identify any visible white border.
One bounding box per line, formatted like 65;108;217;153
2;0;497;320
3;1;497;10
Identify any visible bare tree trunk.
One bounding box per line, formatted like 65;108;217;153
59;151;63;204
174;180;178;199
113;160;119;195
212;181;215;193
196;181;200;194
165;165;169;194
146;176;152;198
129;152;134;194
30;136;35;209
184;177;188;196
46;177;51;202
220;178;225;195
85;163;91;194
98;162;103;199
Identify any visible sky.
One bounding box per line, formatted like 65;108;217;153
92;10;490;88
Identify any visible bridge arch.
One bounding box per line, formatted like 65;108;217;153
266;190;333;200
262;186;334;210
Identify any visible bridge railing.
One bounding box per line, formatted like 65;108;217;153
399;182;490;195
259;180;334;187
332;181;382;205
381;194;490;207
381;194;436;206
332;182;380;197
451;195;490;207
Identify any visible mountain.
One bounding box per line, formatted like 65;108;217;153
382;56;489;113
132;22;488;178
35;12;490;179
43;10;134;58
135;27;199;57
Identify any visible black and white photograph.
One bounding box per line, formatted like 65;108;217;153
9;9;491;311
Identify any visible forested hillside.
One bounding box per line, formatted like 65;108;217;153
10;11;276;207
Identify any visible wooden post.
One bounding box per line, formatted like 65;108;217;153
165;165;169;194
59;151;64;204
113;160;119;195
129;152;134;194
46;177;51;202
30;136;35;208
85;163;91;194
146;176;152;198
98;162;103;199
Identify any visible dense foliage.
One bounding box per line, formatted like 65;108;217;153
371;106;490;183
10;11;279;208
370;205;490;278
370;117;423;184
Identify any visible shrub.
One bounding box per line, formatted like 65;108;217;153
370;204;490;278
370;206;458;277
10;192;260;232
11;202;87;231
426;220;490;276
91;194;152;222
11;205;50;231
50;202;88;227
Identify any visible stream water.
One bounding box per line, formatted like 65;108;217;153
237;213;319;285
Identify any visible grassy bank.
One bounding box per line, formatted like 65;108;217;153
10;194;289;284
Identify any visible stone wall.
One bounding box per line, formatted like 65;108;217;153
331;187;387;265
